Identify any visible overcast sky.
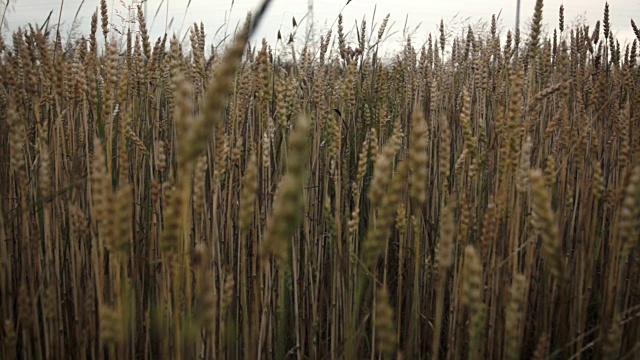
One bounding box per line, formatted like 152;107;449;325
2;0;638;55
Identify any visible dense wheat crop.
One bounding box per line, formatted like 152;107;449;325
1;0;640;358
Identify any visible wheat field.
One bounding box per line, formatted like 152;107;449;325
1;0;640;358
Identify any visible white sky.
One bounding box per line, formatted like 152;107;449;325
2;0;638;56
